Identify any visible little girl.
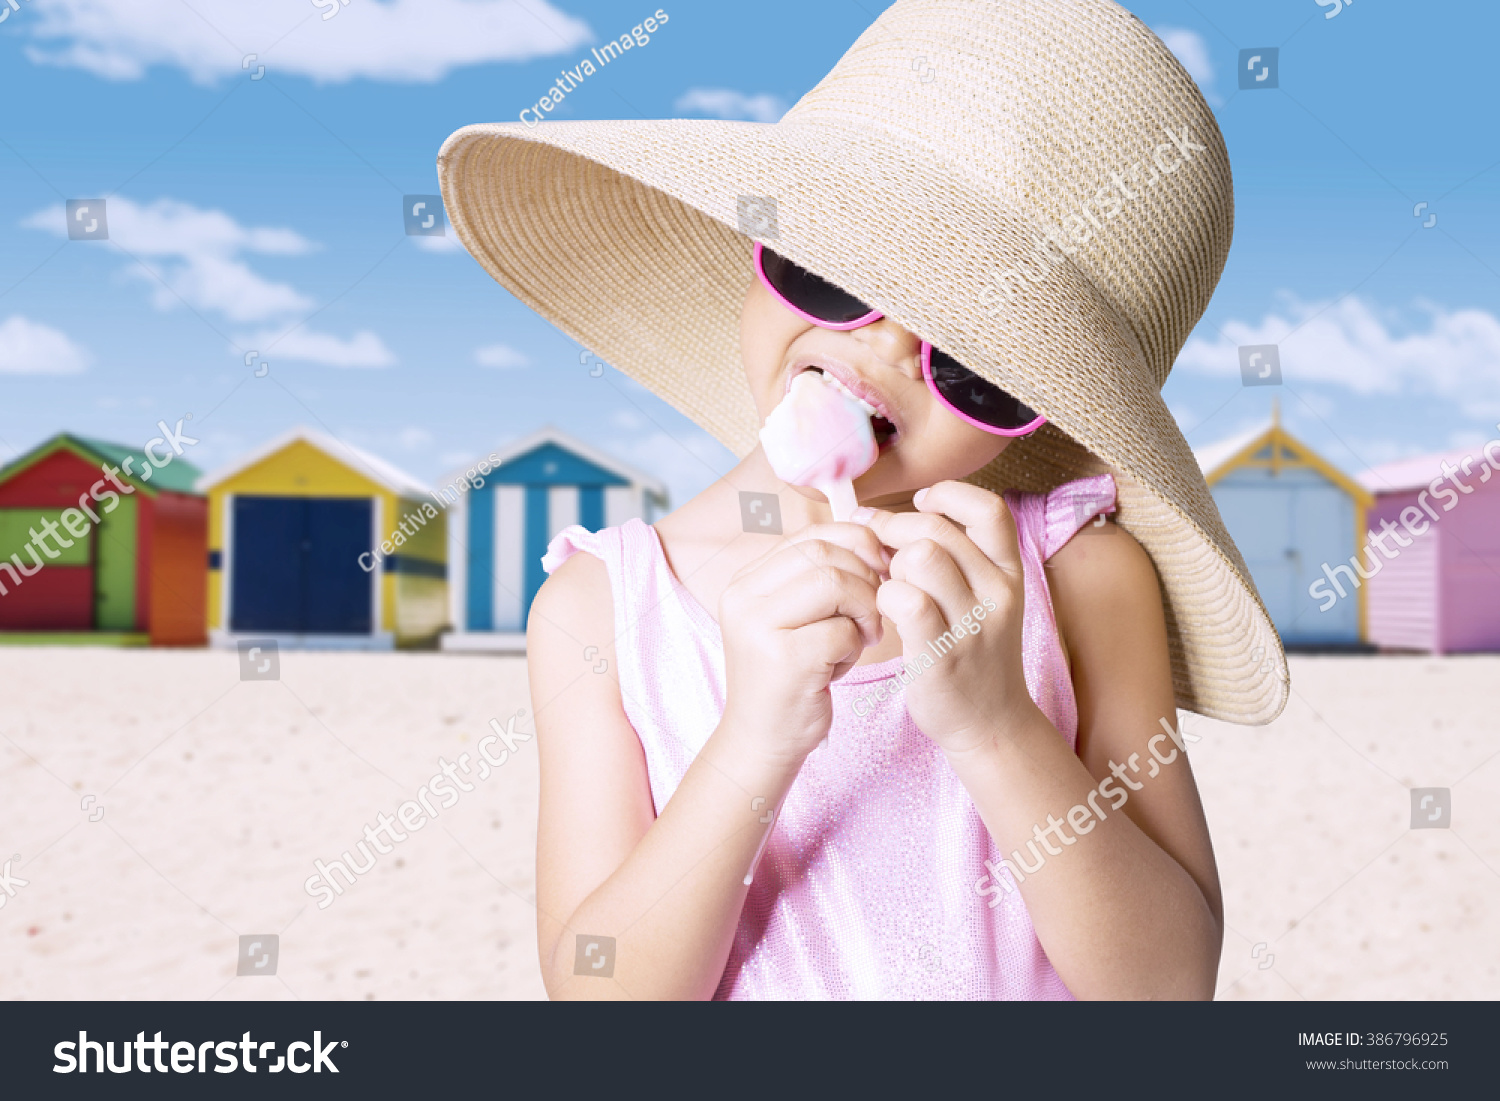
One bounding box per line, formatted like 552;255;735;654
438;0;1286;999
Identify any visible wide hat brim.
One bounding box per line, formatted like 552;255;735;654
437;4;1289;724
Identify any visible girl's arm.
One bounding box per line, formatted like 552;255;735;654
958;519;1222;999
1048;518;1224;992
529;525;887;999
867;488;1222;1000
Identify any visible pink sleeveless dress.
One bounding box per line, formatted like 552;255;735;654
542;474;1116;1000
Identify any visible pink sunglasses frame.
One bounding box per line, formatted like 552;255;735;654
752;242;1046;438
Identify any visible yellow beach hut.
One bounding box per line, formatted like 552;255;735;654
1195;401;1373;647
197;427;447;649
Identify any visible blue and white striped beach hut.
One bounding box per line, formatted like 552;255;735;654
439;426;667;650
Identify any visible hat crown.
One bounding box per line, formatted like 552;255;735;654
780;0;1233;388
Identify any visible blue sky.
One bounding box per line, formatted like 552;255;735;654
2;0;1497;509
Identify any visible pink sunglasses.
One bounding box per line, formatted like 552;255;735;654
753;242;1046;437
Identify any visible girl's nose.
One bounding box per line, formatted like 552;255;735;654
849;317;924;378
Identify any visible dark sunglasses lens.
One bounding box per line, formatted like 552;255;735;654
928;347;1038;431
760;247;873;325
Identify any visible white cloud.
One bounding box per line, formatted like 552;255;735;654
673;88;786;123
20;0;592;84
398;426;432;450
1177;294;1500;401
0;315;92;374
236;326;396;368
475;343;529;369
1155;26;1218;103
22;197;316;322
411;233;467;254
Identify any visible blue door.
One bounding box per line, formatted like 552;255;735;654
1214;473;1359;644
231;496;372;634
1287;483;1359;643
1226;486;1295;627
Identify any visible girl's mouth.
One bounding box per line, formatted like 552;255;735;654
790;364;901;452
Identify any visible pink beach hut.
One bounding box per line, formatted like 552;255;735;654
1357;443;1500;653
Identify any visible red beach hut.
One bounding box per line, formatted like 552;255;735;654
1357;441;1500;653
0;433;207;645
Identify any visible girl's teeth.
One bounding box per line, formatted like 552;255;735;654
815;370;879;416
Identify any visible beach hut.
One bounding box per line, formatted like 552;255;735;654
1196;403;1372;646
0;432;207;645
1357;443;1500;653
198;427;448;649
441;427;668;651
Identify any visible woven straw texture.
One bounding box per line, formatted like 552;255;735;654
436;0;1289;724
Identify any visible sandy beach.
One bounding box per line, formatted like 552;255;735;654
1;649;1496;1000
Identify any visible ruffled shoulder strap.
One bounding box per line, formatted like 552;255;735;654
1004;473;1117;564
542;522;618;576
1038;473;1118;560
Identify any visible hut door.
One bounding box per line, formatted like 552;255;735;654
1289;484;1359;643
1214;486;1298;632
93;493;138;630
230;496;372;634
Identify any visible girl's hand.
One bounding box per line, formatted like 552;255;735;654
718;523;890;763
861;482;1040;755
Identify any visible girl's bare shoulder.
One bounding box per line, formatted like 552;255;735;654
1045;517;1169;651
528;547;612;653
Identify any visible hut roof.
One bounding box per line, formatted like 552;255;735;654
195;426;429;498
1194;413;1371;505
0;432;204;496
1357;445;1494;494
445;425;668;500
1193;424;1267;480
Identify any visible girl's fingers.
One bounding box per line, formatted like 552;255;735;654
757;568;884;648
887;538;973;626
911;480;1023;578
786;521;892;576
736;539;882;600
875;577;949;655
859;503;995;590
795;616;867;683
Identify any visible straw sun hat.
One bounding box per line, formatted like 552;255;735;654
437;0;1289;724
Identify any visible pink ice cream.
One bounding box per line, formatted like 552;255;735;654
759;369;878;521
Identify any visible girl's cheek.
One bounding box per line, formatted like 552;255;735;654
740;287;801;418
903;401;1010;480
